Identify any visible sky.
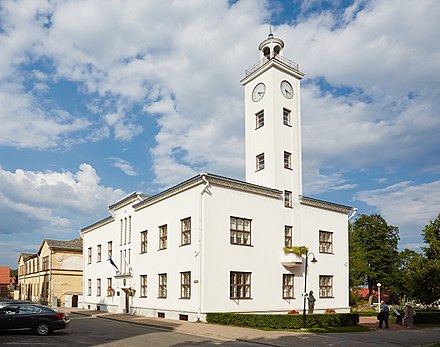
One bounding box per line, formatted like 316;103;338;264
0;0;439;268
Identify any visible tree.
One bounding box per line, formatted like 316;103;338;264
349;214;400;302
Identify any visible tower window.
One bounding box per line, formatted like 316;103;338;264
274;45;281;55
284;151;292;169
256;110;264;129
283;108;291;126
263;47;270;59
284;191;292;208
256;153;265;171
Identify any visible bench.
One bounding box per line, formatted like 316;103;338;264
393;308;402;325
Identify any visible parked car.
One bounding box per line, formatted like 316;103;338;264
0;299;32;308
0;304;70;335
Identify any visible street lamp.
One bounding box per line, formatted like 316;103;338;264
302;251;317;329
377;283;381;311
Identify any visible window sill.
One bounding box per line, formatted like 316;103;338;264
179;297;191;300
179;243;191;247
230;243;253;247
230;297;253;300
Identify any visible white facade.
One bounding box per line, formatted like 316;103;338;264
80;34;353;321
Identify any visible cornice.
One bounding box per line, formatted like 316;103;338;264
80;215;115;234
299;195;352;214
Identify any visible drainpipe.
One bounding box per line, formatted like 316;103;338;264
197;173;210;320
348;208;358;221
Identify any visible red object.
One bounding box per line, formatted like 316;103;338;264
288;310;300;314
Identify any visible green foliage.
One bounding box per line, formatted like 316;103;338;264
283;246;308;256
349;214;400;296
414;311;440;324
206;312;359;329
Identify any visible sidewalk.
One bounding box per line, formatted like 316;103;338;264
60;308;409;345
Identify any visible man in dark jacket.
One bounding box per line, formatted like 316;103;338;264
378;300;390;329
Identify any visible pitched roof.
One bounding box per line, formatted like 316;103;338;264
40;237;83;253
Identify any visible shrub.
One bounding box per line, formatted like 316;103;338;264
206;312;359;329
413;311;440;324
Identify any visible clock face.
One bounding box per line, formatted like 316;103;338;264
280;80;293;99
252;83;266;102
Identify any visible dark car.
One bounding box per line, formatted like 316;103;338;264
0;304;70;335
0;299;32;308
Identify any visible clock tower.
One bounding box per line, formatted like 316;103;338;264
241;33;305;204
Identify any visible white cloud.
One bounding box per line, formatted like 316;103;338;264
109;157;138;176
355;180;440;241
0;164;126;235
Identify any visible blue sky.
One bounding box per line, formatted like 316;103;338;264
1;0;439;268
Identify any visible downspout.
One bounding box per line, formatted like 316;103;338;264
348;208;358;221
198;173;210;320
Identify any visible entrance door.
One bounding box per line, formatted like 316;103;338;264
72;295;78;307
125;290;129;313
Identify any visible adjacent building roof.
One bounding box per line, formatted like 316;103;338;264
39;238;83;254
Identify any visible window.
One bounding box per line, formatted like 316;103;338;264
159;225;167;250
97;279;101;296
181;218;191;246
230;272;251;299
108;241;112;259
158;274;167;298
87;247;92;264
284;226;293;247
124;217;127;244
97;244;101;262
180;272;191;299
283;274;294;299
319;231;333;254
128;216;132;243
120;219;123;245
140;275;147;297
284;151;292;169
87;279;91;296
284;191;292;208
42;256;49;270
230;217;252;246
256;153;265;171
319;275;333;298
256;110;264;129
107;278;112;296
283;108;291;126
141;231;148;253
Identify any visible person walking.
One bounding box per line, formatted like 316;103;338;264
378;300;390;329
404;302;415;328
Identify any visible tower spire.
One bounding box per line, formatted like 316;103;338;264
268;11;273;38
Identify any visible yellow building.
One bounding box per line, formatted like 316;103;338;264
18;238;83;307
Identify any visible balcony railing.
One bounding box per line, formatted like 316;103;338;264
245;53;301;77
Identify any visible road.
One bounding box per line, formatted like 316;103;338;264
0;313;257;346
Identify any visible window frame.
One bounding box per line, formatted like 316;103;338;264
97;244;101;263
87;247;92;264
158;273;167;298
181;217;191;246
230;216;252;246
319;230;333;254
255;110;264;129
159;225;168;250
284;226;293;247
283;108;292;126
108;241;112;259
319;275;333;298
284;190;292;208
97;278;101;296
230;272;251;299
87;279;91;296
282;274;294;299
180;271;191;299
256;153;265;171
140;230;148;254
284;151;292;170
140;275;147;297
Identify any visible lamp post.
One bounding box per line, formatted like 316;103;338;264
302;251;317;329
377;283;381;311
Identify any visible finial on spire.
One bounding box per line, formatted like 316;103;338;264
268;11;273;38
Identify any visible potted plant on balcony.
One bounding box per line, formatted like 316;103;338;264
283;245;308;256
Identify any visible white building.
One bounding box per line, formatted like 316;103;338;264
80;34;353;321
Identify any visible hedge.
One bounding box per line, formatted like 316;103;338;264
206;312;359;329
413;311;440;324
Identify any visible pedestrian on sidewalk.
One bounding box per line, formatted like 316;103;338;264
404;302;415;328
308;290;316;314
378;300;390;329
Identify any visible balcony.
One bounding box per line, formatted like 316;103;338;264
280;250;303;267
245;53;302;77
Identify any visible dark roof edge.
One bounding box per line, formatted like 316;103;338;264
300;195;353;213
